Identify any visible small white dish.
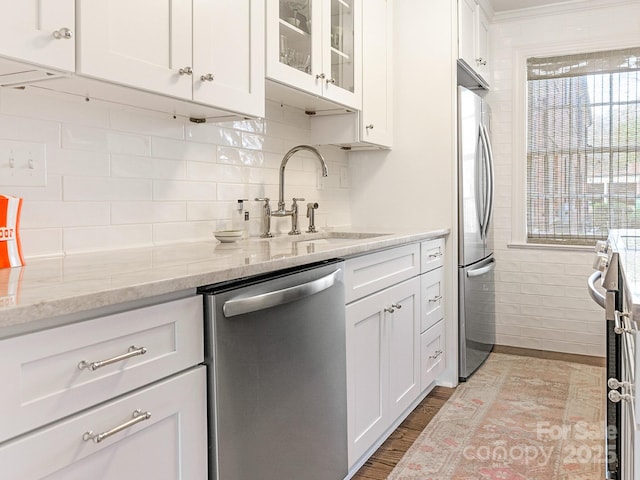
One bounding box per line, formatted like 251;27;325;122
214;230;244;243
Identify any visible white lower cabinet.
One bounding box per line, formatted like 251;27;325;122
0;366;207;480
0;294;207;479
346;239;447;471
346;276;420;468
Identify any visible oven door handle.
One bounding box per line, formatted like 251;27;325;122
587;271;605;308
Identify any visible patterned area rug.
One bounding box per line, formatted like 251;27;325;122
389;353;605;480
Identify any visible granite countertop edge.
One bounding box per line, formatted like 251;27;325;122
0;228;449;337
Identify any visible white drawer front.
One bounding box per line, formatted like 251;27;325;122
0;295;203;443
0;366;208;480
420;237;445;273
421;320;445;391
345;244;420;303
421;267;444;333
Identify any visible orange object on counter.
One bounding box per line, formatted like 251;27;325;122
0;195;24;268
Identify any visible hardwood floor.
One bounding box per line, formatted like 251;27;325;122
351;386;455;480
351;346;604;479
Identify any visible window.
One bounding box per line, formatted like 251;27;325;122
526;48;640;245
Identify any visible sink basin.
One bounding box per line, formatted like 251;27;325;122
293;231;390;248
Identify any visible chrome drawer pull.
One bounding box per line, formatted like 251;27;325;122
428;251;443;259
78;345;147;371
429;295;442;303
429;350;443;360
83;409;151;443
392;303;402;310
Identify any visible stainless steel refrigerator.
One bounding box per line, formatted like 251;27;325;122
458;85;496;381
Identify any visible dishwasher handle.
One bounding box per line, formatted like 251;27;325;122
587;271;605;309
222;269;340;317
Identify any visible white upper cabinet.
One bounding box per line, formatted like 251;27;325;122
266;0;362;110
192;0;265;117
458;0;490;84
0;0;75;72
78;1;193;100
77;0;264;118
309;0;392;150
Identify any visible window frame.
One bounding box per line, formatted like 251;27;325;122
509;39;640;251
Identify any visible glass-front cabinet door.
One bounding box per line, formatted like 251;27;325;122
322;0;360;108
266;0;361;110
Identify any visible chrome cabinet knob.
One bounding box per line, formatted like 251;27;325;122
53;27;73;40
315;73;326;80
476;57;487;66
179;66;193;76
326;78;336;84
391;303;402;309
365;124;374;130
200;73;214;82
384;306;395;313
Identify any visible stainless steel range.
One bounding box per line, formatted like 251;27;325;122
589;232;639;479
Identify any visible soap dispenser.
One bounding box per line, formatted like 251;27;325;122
235;199;250;238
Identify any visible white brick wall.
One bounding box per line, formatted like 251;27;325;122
0;88;351;257
488;1;640;356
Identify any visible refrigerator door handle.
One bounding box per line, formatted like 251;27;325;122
475;126;486;238
466;258;496;278
480;123;495;239
482;124;495;237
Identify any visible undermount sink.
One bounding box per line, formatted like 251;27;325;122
293;231;390;247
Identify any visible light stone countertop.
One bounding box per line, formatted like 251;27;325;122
0;227;449;338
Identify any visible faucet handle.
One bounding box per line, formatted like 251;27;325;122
292;197;305;204
255;197;270;203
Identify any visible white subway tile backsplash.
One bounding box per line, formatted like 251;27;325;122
153;179;217;201
64;177;152;201
111;154;186;180
23;202;110;228
0;81;348;259
111;201;186;225
63;224;153;253
109;108;185;140
47;148;110;177
151;137;217;162
152;221;218;244
61;125;151;155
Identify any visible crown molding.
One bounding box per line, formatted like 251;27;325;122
493;0;639;22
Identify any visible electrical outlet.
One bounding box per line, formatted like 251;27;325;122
340;167;350;188
0;140;46;187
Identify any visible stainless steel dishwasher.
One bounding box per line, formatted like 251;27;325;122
199;259;347;480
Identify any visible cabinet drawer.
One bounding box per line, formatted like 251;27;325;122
421;237;445;273
421;267;444;332
420;320;445;391
0;295;203;443
0;366;208;480
345;244;420;303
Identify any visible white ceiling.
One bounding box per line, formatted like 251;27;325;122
490;0;568;12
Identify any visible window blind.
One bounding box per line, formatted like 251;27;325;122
526;47;640;245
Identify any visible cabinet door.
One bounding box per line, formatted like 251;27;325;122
0;0;74;71
458;0;476;69
193;0;265;117
78;0;192;99
386;277;421;421
0;367;207;480
476;6;490;79
321;0;362;109
346;289;388;468
360;0;392;147
266;0;323;96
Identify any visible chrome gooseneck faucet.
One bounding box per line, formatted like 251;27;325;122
269;145;328;235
